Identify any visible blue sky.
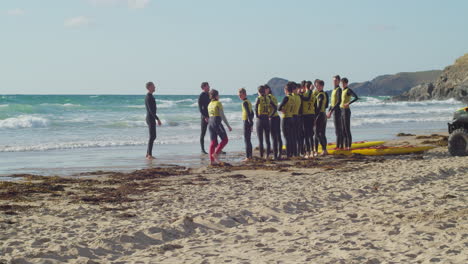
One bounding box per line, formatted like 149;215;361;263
1;0;467;95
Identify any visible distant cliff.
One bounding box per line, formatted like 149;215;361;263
393;54;468;103
266;77;288;96
349;70;442;96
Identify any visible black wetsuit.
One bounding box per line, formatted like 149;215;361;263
329;86;343;149
268;95;282;160
279;96;295;158
198;91;210;153
145;93;160;156
314;93;328;152
255;96;277;158
301;91;315;153
243;100;254;159
341;88;359;149
296;99;304;156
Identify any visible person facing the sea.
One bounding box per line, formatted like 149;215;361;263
207;89;232;165
265;84;282;160
301;80;316;158
198;82;211;154
279;82;297;158
255;85;277;159
327;75;344;150
238;88;254;162
314;80;328;156
145;82;162;160
340;78;359;150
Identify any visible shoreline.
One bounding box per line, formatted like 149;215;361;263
1;133;467;263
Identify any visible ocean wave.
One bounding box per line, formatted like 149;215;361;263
39;103;82;107
355;97;463;107
0;104;8;108
352;116;450;127
0;116;49;129
126;105;145;109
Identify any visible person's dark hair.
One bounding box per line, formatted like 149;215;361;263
341;78;349;84
264;84;273;95
296;82;301;89
301;80;307;87
286;82;295;93
258;85;266;96
238;88;246;95
209;89;219;100
318;80;325;86
146;81;154;89
306;81;312;88
201;82;209;89
333;75;341;81
314;79;320;85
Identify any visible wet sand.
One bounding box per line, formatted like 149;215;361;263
1;134;467;263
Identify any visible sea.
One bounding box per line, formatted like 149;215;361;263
0;94;464;177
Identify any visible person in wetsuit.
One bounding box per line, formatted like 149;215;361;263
265;84;282;160
198;82;211;154
327;75;344;149
255;85;277;159
314;80;328;156
207;89;232;165
291;83;302;156
238;88;254;161
278;82;297;158
301;81;316;158
340;78;359;150
145;82;162;160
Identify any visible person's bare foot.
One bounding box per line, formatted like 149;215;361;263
146;155;156;160
321;151;328;156
242;158;251;162
213;153;220;163
210;160;219;166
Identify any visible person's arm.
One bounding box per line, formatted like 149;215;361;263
329;89;342;113
219;107;231;130
269;100;277;118
278;96;289;112
243;101;254;125
254;98;260;118
348;89;359;105
198;94;208;118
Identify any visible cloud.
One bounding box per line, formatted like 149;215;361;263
64;16;92;28
7;8;25;16
89;0;150;9
369;24;397;32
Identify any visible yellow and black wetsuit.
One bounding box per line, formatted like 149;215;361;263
242;98;254;159
268;94;282;159
340;87;359;148
278;94;296;158
208;99;230;162
255;95;277;158
329;85;343;149
314;91;328;152
301;89;316;153
292;92;302;156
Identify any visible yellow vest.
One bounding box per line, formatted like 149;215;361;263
301;90;316;115
316;91;328;113
208;100;223;117
282;94;295;118
268;94;279;117
241;99;253;121
331;87;341;107
257;95;271;116
292;93;301;116
340;88;351;109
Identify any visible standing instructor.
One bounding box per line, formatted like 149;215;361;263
198;82;210;154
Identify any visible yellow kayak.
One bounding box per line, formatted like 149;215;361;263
329;145;435;156
282;141;385;151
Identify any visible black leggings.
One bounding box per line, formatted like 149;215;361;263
256;116;271;158
243;121;253;158
303;114;315;153
342;108;352;148
200;116;208;152
270;116;282;159
146;118;156;156
296;116;304;155
282;117;295;158
314;112;327;152
333;108;344;149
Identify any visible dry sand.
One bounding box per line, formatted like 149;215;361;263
1;135;467;264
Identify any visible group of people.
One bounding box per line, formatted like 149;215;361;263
144;76;358;164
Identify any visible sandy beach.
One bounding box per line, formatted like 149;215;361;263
1;134;467;264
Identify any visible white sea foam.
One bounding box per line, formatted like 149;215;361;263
355;98;462;107
0;116;49;129
0;104;9;108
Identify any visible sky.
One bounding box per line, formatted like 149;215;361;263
1;0;467;95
